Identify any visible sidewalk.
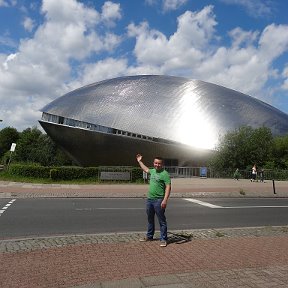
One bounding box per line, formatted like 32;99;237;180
1;177;288;198
1;227;288;287
1;178;288;287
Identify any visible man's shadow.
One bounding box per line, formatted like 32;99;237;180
167;231;193;244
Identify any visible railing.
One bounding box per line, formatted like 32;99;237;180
165;167;288;181
1;163;288;181
165;167;206;178
207;169;288;181
96;166;288;181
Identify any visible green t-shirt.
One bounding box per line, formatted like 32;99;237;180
148;168;171;199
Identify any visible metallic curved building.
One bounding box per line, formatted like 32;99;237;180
39;75;288;167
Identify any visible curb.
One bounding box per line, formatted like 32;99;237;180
1;225;288;253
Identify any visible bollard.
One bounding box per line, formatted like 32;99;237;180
272;179;276;194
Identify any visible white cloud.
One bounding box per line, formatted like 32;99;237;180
0;34;17;48
169;7;217;50
259;24;288;60
127;6;217;68
22;17;35;32
0;0;8;7
145;0;188;11
101;1;122;26
2;52;17;69
127;21;170;65
69;57;128;90
1;2;288;131
127;5;288;102
41;0;99;25
0;0;123;130
228;27;259;47
282;65;288;90
163;0;188;11
194;23;288;96
219;0;273;18
145;0;158;6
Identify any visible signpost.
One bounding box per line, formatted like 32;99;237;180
10;143;16;152
100;171;131;181
200;167;207;178
7;143;16;168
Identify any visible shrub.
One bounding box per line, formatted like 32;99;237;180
8;164;51;178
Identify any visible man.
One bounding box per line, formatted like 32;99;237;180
136;154;171;247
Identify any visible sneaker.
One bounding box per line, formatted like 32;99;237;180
160;240;167;247
139;237;153;242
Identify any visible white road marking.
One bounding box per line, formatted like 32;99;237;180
76;208;145;211
183;198;288;209
184;198;222;208
0;199;16;217
222;205;288;209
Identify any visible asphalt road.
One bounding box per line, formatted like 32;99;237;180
1;198;288;239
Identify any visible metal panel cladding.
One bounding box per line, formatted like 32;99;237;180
41;75;288;150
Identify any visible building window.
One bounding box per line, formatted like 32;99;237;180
42;112;179;146
58;117;64;124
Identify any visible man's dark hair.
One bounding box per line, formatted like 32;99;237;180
154;156;164;161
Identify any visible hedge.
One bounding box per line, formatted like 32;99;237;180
6;164;144;182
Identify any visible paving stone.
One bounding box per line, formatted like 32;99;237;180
72;284;102;288
101;278;143;288
145;284;187;288
140;274;182;286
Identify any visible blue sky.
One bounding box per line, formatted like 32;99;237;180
0;0;288;131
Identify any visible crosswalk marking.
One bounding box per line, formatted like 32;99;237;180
183;198;222;208
0;199;16;217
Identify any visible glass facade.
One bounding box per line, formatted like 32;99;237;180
41;112;178;145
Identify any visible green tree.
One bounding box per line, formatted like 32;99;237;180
35;134;73;166
269;135;288;169
13;127;42;163
13;126;73;166
0;127;19;160
209;126;273;171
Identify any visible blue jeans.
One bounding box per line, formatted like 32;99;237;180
146;198;167;241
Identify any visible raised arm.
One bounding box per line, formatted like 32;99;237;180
136;154;149;173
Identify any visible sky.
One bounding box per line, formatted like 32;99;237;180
0;0;288;132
